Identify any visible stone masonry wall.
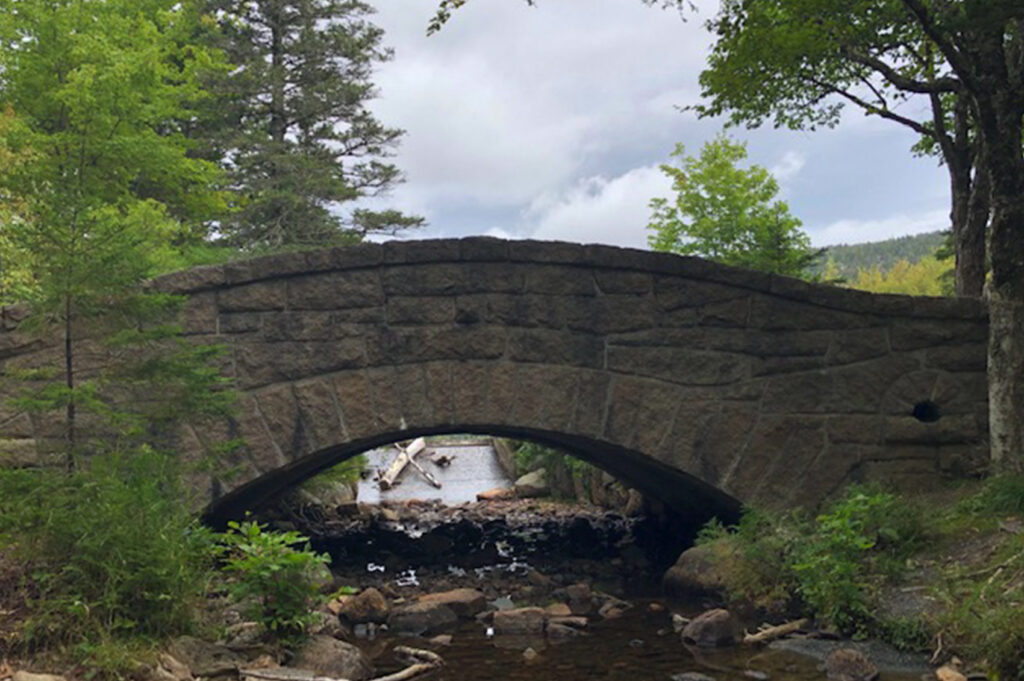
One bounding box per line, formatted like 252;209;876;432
0;238;990;519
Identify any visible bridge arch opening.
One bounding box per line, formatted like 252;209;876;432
204;425;743;532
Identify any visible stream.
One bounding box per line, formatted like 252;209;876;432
274;444;930;681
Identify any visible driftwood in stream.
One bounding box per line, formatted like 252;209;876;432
240;647;443;681
743;618;809;645
378;438;426;490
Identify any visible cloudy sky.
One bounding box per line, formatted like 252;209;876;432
361;0;950;249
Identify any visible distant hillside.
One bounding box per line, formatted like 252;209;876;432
818;231;947;280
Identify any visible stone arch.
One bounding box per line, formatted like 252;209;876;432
1;238;990;520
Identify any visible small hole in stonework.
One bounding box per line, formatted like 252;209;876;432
912;401;941;423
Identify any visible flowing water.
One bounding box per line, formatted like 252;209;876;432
297;441;929;681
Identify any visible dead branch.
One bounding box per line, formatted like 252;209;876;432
743;618;809;645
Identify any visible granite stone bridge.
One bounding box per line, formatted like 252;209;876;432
0;239;991;522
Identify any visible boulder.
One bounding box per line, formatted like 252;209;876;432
169;636;246;678
388;600;458;636
289;635;373;681
338;587;390;624
565;583;594;615
680;609;741;648
493;607;546;635
825;648;879;681
514;469;549;498
663;544;733;598
223;621;263;647
417;588;487;618
544;602;572;617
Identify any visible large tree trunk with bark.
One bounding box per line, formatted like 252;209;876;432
987;190;1024;474
956;164;989;298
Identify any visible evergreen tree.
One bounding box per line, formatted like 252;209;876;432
0;0;229;463
208;0;423;250
648;135;820;279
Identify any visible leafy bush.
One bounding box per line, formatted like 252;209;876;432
697;510;805;611
302;454;367;496
792;487;925;634
0;448;212;672
215;520;330;645
514;440;593;498
697;485;925;635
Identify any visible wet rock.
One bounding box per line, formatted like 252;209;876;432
565;582;593;615
493;607;546;635
290;635;373;681
477;487;515;501
418;588;487;618
309;609;349;640
598;602;626;619
169;636;246;677
546;622;582;640
429;634;453;646
648;602;665;613
825;648;879;681
514;469;549;498
527;569;552;587
522;647;540;663
663;544;732;598
624;489;645;516
672;613;689;633
671;673;716;681
387;600;458;636
338;587;390;624
681;609;741;648
544;603;572;617
744;671;771;681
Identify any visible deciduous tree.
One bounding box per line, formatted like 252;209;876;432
648;135;819;278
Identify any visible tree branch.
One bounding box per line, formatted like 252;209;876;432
842;46;961;94
898;0;979;91
806;76;932;136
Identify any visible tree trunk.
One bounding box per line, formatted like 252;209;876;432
987;191;1024;474
64;294;76;470
956;163;989;298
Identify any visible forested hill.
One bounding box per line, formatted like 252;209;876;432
819;231;946;279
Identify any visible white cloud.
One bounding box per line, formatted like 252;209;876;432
809;209;949;247
523;165;674;248
771;151;806;183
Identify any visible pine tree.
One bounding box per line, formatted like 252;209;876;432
208;0;423;250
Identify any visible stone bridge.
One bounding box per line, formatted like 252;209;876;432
0;239;990;522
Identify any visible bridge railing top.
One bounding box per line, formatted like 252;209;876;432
149;237;986;321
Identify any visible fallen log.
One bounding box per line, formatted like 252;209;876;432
743;618;810;645
378;438;426;490
406;451;442;489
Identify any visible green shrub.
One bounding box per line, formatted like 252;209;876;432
793;486;925;634
697;485;925;635
215;520;329;645
302;454;367;495
0;448;212;673
696;510;804;611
